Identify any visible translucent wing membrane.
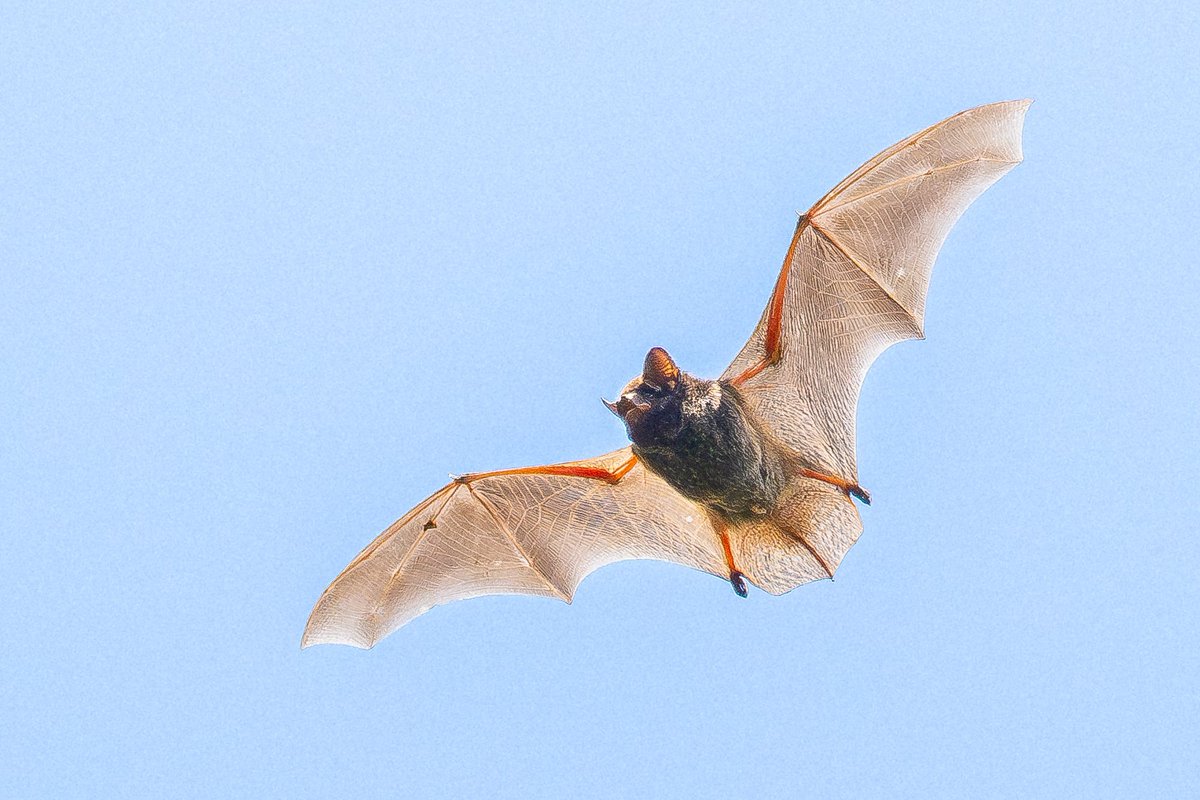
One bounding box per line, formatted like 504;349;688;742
303;448;725;648
733;479;864;595
723;100;1030;481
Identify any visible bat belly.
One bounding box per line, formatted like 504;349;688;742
632;392;786;519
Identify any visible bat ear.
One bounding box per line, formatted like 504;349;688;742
643;347;680;391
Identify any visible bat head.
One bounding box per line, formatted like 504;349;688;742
604;347;686;446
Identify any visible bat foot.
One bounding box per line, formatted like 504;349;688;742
729;570;748;598
799;468;871;505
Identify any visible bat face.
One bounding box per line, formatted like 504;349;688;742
607;347;787;519
604;347;684;447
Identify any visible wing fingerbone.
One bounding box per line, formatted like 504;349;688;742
465;482;571;601
808;220;924;337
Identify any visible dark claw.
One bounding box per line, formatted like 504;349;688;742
730;570;748;598
850;485;871;505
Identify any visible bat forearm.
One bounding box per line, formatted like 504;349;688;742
457;454;638;486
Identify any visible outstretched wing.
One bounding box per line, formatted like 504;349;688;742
723;100;1030;481
302;448;725;648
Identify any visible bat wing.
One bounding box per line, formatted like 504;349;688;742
723;100;1030;483
302;447;726;648
719;101;1029;595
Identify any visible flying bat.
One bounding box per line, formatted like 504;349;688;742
303;100;1030;648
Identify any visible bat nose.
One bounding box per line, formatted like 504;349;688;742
603;395;651;423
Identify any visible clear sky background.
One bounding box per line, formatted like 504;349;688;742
3;3;1197;798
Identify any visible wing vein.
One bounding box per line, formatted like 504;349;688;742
814;157;1015;216
810;104;997;213
808;221;925;337
466;482;570;602
368;483;461;618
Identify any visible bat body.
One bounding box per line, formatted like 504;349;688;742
615;348;789;520
303;100;1030;648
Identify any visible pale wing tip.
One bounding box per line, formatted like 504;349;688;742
1007;98;1033;163
300;592;385;649
972;98;1033;164
300;639;373;650
300;621;376;649
1003;97;1034;124
973;98;1033;114
963;98;1033;125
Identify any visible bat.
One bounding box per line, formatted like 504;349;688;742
302;100;1030;648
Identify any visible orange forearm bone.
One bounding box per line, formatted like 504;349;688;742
457;454;638;487
730;215;809;387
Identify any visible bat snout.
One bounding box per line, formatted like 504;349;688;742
604;393;651;422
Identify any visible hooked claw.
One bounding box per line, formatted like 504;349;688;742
729;570;748;598
849;484;871;505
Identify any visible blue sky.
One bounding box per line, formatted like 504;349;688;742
3;3;1197;797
